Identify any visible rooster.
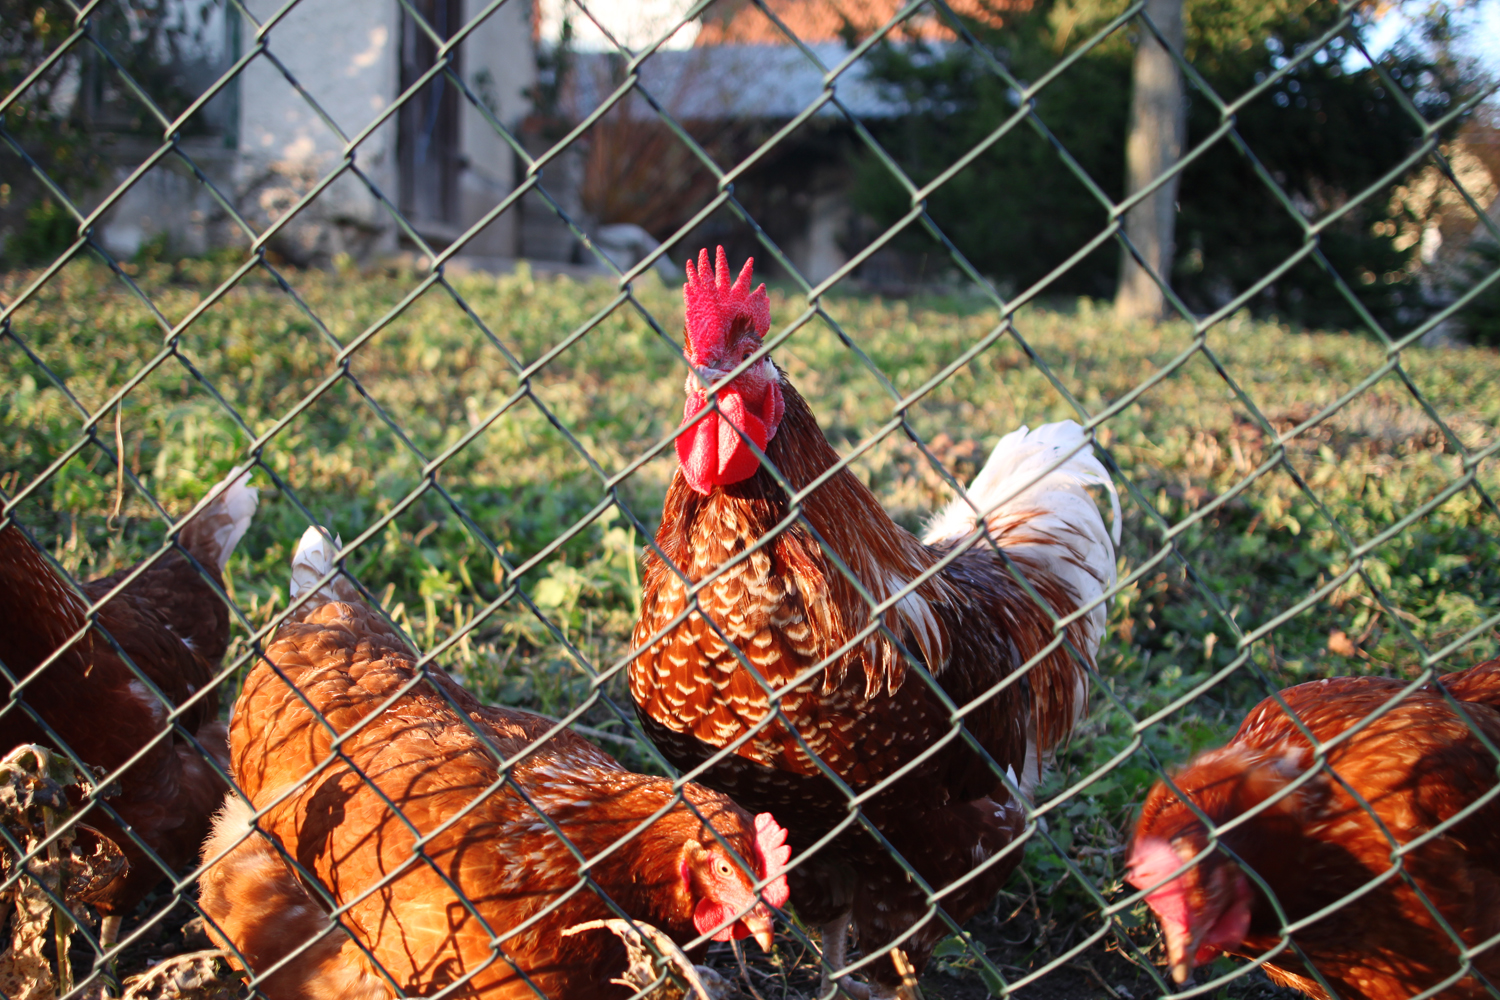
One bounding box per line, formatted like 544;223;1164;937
629;248;1120;997
0;466;257;945
199;526;791;1000
1127;661;1500;1000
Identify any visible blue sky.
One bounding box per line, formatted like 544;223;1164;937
1360;0;1499;85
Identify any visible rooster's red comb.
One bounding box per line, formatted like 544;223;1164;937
753;812;790;909
683;247;770;364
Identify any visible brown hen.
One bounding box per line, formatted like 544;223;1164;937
1128;661;1500;1000
629;248;1120;997
0;466;256;944
200;527;790;1000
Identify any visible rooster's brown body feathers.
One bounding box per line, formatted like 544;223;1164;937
632;381;1118;993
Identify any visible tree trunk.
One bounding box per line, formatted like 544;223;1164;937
1115;0;1187;323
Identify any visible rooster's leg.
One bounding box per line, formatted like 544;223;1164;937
99;915;123;950
818;913;871;1000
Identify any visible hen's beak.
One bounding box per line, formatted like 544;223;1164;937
1160;918;1201;985
743;902;775;952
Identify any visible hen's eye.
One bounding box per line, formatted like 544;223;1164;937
716;860;733;876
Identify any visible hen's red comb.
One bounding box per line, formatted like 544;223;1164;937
683;246;770;364
753;812;791;908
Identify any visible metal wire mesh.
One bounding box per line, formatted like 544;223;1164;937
2;0;1499;998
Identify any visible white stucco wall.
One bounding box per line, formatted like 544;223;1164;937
97;142;240;260
92;0;534;263
455;0;535;256
237;0;402;261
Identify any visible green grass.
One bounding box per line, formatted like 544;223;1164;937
2;255;1498;997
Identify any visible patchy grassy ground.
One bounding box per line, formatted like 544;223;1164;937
2;255;1497;999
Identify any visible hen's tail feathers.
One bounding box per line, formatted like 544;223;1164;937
199;795;385;1000
180;465;259;574
289;526;364;620
923;420;1121;660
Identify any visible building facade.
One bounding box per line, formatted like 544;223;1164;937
97;0;535;265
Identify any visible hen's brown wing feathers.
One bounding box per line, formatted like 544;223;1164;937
0;523;231;916
211;597;772;1000
0;470;254;915
1134;667;1500;1000
86;553;230;679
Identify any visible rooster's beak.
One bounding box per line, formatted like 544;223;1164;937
743;902;775;952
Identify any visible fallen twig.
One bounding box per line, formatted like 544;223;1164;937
562;918;728;999
734;939;771;1000
1068;958;1121;999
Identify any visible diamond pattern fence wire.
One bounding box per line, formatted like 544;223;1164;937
2;0;1500;998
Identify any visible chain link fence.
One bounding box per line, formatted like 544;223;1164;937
2;0;1500;998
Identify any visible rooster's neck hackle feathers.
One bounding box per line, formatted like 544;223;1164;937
683;246;770;364
727;383;955;697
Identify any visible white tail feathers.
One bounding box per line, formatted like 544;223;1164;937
923;420;1121;659
185;465;259;573
290;526;363;618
